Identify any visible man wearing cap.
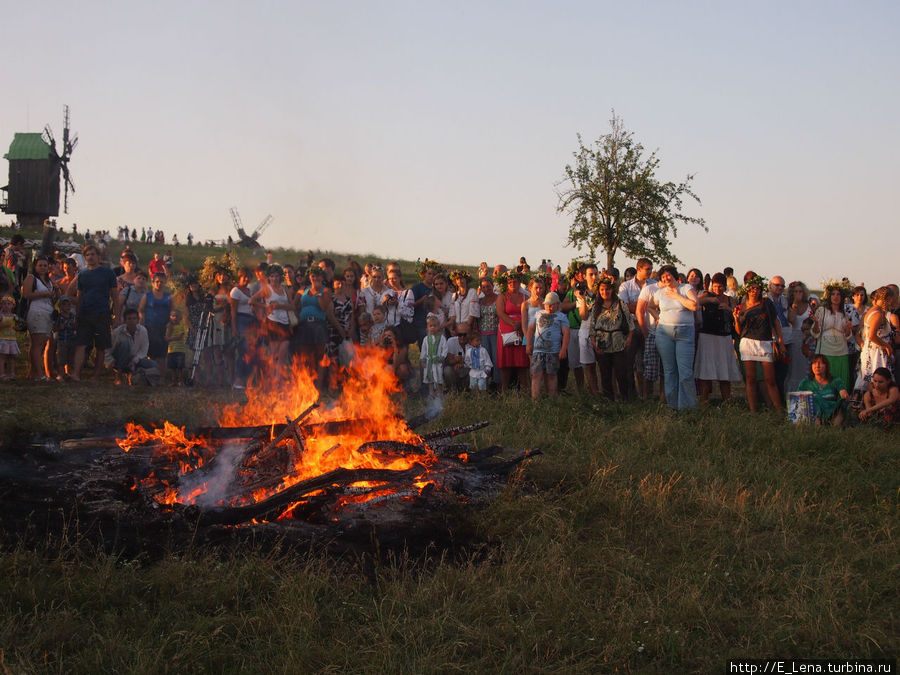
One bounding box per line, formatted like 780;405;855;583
525;291;569;399
619;258;656;398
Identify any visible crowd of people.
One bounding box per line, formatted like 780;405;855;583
2;239;898;428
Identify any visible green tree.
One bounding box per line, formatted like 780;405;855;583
556;112;707;271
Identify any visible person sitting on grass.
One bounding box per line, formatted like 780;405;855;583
107;308;158;386
858;367;900;429
798;354;849;426
525;292;569;399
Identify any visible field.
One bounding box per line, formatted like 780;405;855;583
0;382;897;672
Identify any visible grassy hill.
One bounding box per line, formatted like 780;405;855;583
1;223;479;288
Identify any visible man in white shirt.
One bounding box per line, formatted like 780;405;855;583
442;332;470;392
107;308;157;385
635;274;663;401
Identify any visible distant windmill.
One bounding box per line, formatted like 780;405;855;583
229;207;273;248
1;105;77;227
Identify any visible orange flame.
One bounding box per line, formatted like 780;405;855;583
119;350;437;513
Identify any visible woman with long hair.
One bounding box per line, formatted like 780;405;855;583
855;286;895;392
733;274;783;412
589;276;634;400
22;255;58;380
811;283;852;385
785;280;812;392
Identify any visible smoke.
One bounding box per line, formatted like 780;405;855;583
178;441;246;508
423;394;444;422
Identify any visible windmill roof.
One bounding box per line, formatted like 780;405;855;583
4;133;51;160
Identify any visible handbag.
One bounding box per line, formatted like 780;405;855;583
287;309;299;328
502;331;522;347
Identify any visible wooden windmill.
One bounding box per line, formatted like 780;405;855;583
1;105;77;227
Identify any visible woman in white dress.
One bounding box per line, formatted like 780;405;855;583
855;286;895;392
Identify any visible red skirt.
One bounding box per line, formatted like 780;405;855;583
497;325;528;368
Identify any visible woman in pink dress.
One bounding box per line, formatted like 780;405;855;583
495;271;529;393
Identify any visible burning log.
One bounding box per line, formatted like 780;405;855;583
421;422;491;442
195;464;427;526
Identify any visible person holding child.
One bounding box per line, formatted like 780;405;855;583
798;354;849;426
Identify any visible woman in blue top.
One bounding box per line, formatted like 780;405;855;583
646;265;699;409
139;272;172;379
293;266;343;393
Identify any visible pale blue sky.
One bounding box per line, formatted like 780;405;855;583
2;0;898;287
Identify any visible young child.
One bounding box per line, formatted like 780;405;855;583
420;314;448;397
525;292;570;399
165;308;188;386
464;331;492;392
53;295;78;380
0;295;21;380
357;312;374;346
371;305;388;346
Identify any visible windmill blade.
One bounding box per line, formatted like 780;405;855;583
42;125;59;158
65;133;78;158
254;214;273;237
229;207;244;232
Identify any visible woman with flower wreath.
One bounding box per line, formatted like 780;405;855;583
428;272;454;335
811;282;852;385
495;270;529;393
733;274;783;412
448;269;478;337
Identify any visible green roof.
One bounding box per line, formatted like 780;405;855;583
4;133;51;160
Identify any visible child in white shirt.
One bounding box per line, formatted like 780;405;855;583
464;331;492;392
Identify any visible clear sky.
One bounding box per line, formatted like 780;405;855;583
2;0;898;288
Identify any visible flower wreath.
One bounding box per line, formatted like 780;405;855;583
738;274;768;298
821;277;854;299
416;258;445;279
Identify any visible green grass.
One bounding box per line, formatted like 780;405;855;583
0;386;897;672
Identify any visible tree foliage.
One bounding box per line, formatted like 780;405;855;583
556;112;707;270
